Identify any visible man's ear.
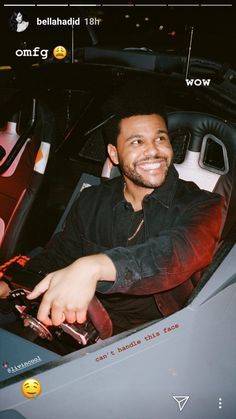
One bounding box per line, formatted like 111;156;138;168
107;144;119;165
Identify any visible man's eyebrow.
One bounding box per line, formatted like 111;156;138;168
126;129;168;141
126;134;142;141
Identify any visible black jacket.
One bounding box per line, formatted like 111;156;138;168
27;165;225;316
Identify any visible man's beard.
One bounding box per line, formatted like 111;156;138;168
119;156;172;189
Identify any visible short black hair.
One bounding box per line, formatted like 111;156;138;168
102;80;167;146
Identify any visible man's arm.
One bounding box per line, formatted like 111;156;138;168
28;192;225;326
100;193;225;295
26;197;85;275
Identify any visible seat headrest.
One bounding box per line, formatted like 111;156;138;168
168;112;236;239
168;111;236;159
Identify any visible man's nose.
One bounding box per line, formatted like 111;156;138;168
143;140;159;156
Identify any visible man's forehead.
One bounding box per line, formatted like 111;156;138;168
119;114;168;133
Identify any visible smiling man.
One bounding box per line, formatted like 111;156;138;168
107;113;173;211
0;82;225;334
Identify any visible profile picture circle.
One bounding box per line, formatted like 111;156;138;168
9;9;29;33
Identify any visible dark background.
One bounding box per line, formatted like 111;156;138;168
0;3;235;69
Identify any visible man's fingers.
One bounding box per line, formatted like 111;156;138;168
48;304;87;325
50;305;66;326
38;301;86;326
36;295;53;326
64;310;76;324
76;310;87;324
27;276;51;300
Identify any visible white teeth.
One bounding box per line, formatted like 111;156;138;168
139;162;161;169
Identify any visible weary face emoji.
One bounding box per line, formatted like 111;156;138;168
53;46;67;60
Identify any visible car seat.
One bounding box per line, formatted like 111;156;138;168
0;99;55;262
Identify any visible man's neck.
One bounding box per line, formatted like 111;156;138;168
123;178;154;211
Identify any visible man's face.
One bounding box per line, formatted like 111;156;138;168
108;114;173;189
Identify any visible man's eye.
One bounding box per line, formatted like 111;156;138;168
131;139;142;145
155;136;166;142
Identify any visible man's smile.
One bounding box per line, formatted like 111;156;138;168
135;158;167;171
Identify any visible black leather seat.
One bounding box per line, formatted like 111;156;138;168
168;111;236;240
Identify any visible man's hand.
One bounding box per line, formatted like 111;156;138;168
0;278;11;298
27;254;116;326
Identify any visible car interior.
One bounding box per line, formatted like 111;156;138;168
1;73;236;355
0;96;55;263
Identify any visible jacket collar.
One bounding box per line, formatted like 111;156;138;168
147;164;179;208
110;164;179;209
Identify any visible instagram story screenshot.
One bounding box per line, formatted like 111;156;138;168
0;2;236;419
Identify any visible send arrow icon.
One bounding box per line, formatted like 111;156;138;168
173;395;190;411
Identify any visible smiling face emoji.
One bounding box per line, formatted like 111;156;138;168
53;46;67;60
22;378;41;398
